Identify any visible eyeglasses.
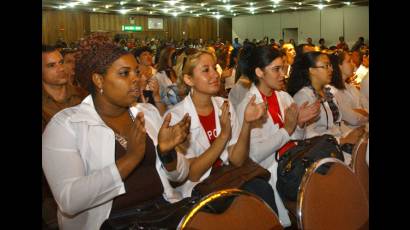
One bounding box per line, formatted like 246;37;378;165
313;63;333;70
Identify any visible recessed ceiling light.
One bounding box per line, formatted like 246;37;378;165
201;3;205;7
251;11;255;14
212;12;216;15
119;9;129;14
189;10;193;14
195;14;200;17
120;1;125;6
225;5;232;11
249;7;255;12
272;0;281;4
271;9;275;13
344;2;351;5
317;4;325;10
172;11;178;17
79;0;90;4
162;8;169;13
233;13;237;16
168;1;178;6
273;4;278;8
92;8;96;11
58;5;67;9
67;2;79;8
105;4;111;9
230;10;234;13
206;8;210;11
152;4;158;7
214;14;223;19
136;7;141;11
150;11;153;14
298;2;302;6
179;5;187;11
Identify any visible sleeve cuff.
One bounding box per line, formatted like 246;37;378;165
163;152;189;182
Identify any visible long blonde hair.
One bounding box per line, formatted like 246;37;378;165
177;50;217;96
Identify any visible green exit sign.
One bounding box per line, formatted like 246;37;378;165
122;25;143;32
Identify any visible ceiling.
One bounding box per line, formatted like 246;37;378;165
42;0;369;18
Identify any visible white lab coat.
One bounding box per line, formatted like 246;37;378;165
293;86;343;140
228;79;251;110
334;83;368;135
164;94;241;198
293;86;354;164
42;95;189;230
235;84;305;227
360;72;369;111
354;64;369;84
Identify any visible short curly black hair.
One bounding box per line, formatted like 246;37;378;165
132;46;153;58
75;33;129;95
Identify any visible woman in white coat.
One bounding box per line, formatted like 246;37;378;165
329;51;368;134
166;50;279;213
234;45;320;227
42;34;191;230
287;51;366;164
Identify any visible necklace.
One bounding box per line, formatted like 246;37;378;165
111;109;135;150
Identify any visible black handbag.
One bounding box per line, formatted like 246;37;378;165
100;196;199;230
276;134;344;202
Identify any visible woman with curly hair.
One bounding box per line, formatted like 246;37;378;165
42;33;191;229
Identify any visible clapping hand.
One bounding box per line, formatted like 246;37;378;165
158;113;191;153
298;100;320;127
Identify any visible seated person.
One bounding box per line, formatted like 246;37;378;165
287;51;365;164
165;50;279;214
235;45;320;227
42;34;191;230
329;51;368;134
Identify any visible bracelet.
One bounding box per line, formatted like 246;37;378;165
156;145;177;164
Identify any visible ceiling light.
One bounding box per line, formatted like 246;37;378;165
152;4;158;7
249;7;255;12
189;10;193;14
200;3;205;7
272;0;281;3
119;9;129;14
290;7;299;10
149;11;153;14
67;2;79;8
137;0;140;2
105;4;111;9
179;5;187;11
120;1;125;6
225;5;232;10
233;13;237;16
136;7;141;11
195;14;200;17
206;8;210;11
251;11;255;14
271;9;275;13
58;5;67;9
92;8;96;11
212;12;216;15
214;14;223;19
298;2;302;6
79;0;90;4
317;4;325;10
249;2;255;6
273;4;278;8
230;10;234;13
168;0;178;6
172;11;178;17
162;8;169;13
344;2;351;5
326;0;331;2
